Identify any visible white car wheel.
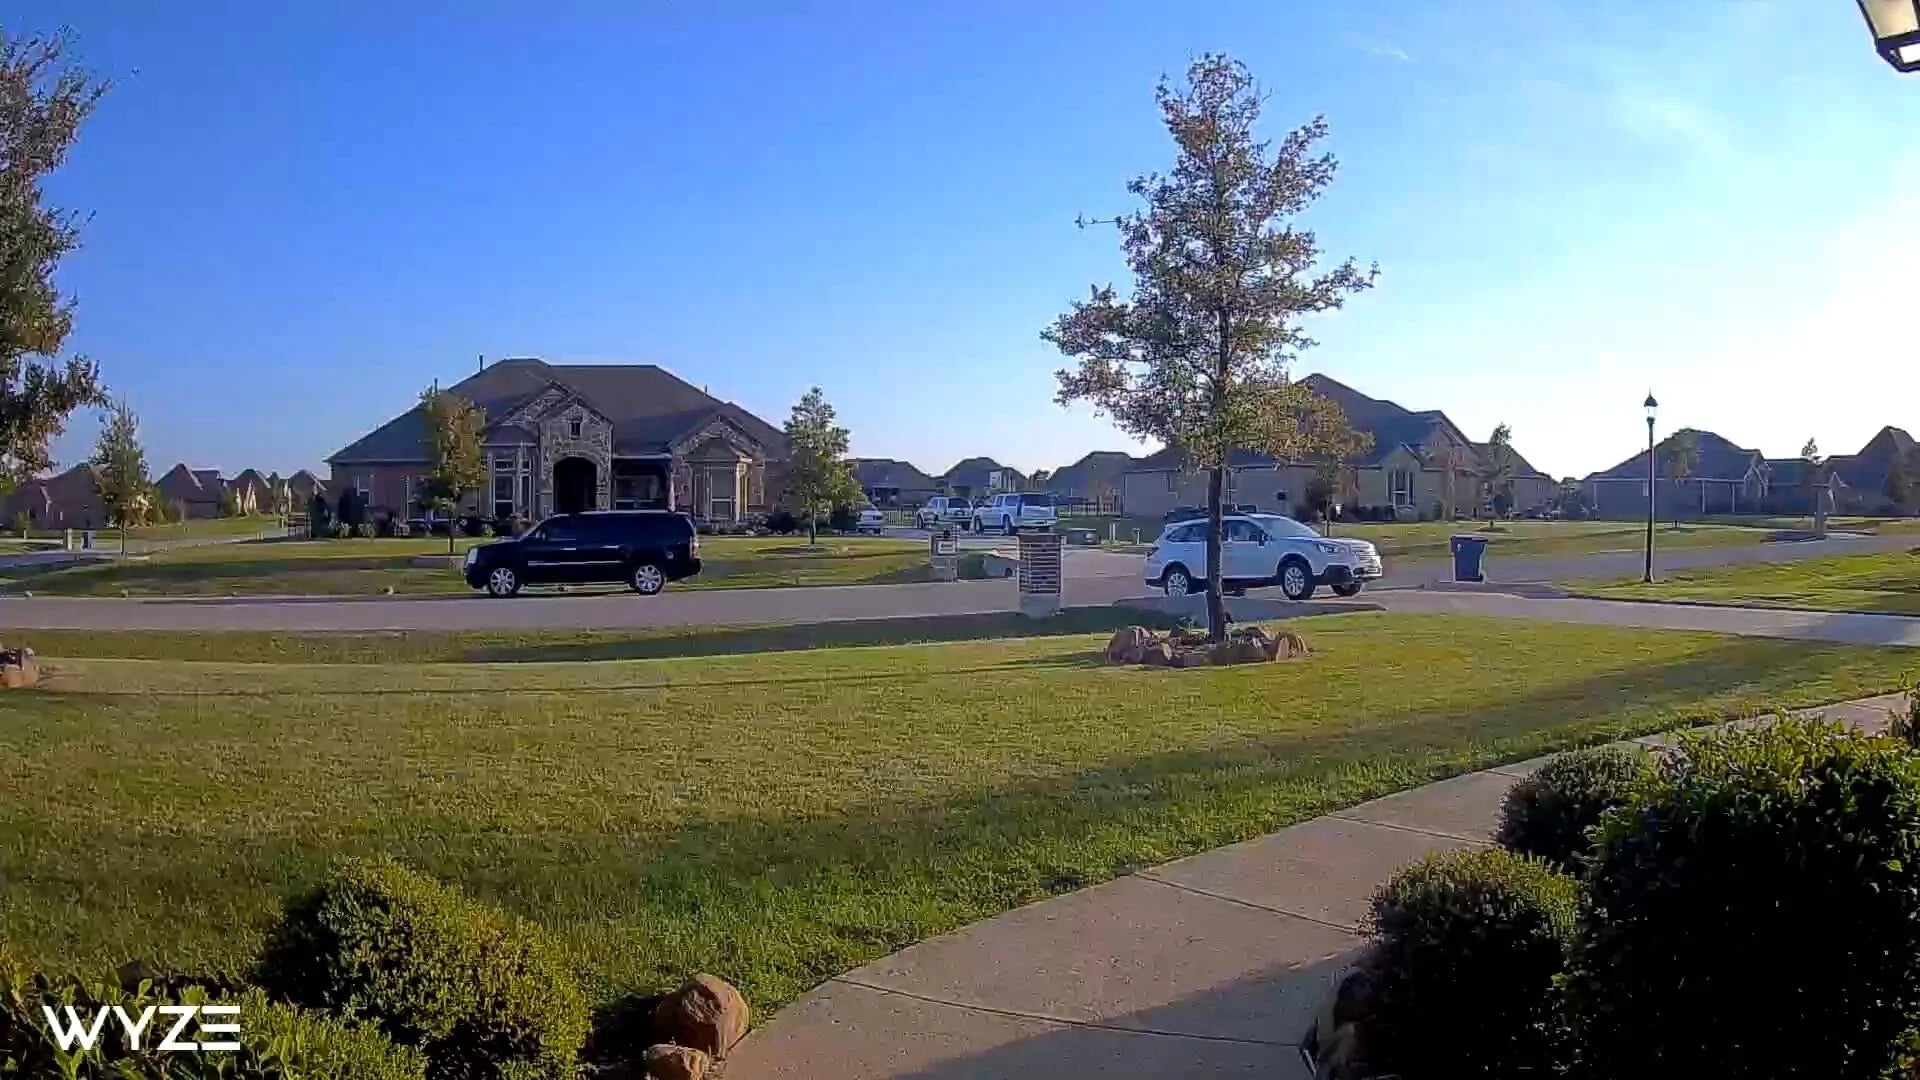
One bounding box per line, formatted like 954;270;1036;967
1163;567;1191;596
486;567;519;597
1002;517;1014;536
631;563;666;595
1280;560;1315;601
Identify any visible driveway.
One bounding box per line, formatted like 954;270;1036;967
0;530;1906;633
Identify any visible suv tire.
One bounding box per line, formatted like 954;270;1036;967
1332;582;1363;598
1278;557;1316;601
1163;565;1193;597
630;562;666;595
485;566;521;598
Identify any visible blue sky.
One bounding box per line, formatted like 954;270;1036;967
21;0;1919;480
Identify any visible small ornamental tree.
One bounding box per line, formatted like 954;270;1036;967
783;387;859;545
419;387;486;554
1661;430;1699;527
88;396;148;549
1046;55;1376;640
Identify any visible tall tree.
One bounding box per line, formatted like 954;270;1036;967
1045;56;1376;639
1661;430;1700;527
0;31;108;492
420;387;487;553
88;395;147;550
1887;450;1916;516
1480;423;1515;518
783;386;859;545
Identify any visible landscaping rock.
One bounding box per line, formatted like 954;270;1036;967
1138;641;1176;667
1304;965;1376;1080
1274;630;1311;659
653;974;749;1059
642;1043;711;1080
0;646;38;690
1173;649;1210;668
1104;625;1153;665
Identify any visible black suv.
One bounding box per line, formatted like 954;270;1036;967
462;511;701;597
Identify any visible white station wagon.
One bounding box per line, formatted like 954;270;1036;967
1143;513;1384;600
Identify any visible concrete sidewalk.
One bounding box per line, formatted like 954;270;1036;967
723;692;1905;1079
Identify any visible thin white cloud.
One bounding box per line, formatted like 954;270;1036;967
1341;32;1410;64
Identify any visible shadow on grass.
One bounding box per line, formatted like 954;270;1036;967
466;609;1185;663
3;632;1906;1017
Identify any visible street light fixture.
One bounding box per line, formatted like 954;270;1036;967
1644;393;1658;584
1859;0;1920;72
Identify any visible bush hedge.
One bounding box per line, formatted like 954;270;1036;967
1360;847;1577;1078
257;856;588;1080
1496;745;1649;871
0;951;425;1079
1564;720;1920;1078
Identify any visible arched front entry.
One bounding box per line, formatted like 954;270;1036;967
553;456;598;515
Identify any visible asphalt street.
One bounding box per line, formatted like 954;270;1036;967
0;531;1909;632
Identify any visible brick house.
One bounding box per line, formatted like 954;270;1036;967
852;458;940;507
0;464;106;529
326;358;788;524
1120;374;1557;520
1582;425;1917;519
939;457;1026;501
155;464;225;519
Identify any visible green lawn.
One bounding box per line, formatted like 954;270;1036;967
1573;549;1920;614
123;516;285;541
0;612;1911;1014
0;535;942;596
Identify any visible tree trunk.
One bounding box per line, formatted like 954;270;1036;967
1205;465;1227;643
808;502;818;546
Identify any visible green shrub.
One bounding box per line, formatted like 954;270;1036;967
0;950;425;1079
1360;847;1576;1078
352;522;375;539
1564;719;1920;1079
258;856;588;1080
1496;745;1649;871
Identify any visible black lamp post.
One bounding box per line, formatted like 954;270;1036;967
1644;393;1658;584
1859;0;1920;71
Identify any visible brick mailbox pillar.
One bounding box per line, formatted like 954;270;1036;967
1017;530;1062;618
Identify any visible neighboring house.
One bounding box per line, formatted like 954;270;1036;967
288;469;328;508
156;464;226;519
229;469;273;516
1119;374;1557;520
1580;426;1919;519
0;464;106;530
852;458;940;507
327;357;789;524
1045;451;1138;512
939;457;1026;501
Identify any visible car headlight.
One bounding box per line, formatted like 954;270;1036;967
1316;542;1342;555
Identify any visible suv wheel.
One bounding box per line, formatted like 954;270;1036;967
630;562;666;596
1163;566;1192;596
1279;558;1316;601
485;567;521;598
1333;582;1363;598
1002;516;1015;536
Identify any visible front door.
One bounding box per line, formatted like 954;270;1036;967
554;457;597;516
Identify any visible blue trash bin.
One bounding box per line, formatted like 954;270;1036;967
1450;535;1488;583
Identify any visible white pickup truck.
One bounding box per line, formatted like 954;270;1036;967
972;492;1058;535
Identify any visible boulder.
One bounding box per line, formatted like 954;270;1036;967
643;1043;712;1080
1274;630;1311;659
1304;964;1376;1080
1173;649;1210;668
0;647;38;690
653;974;749;1059
1104;625;1153;665
1138;642;1176;667
1210;639;1269;666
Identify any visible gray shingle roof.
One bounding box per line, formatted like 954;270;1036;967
942;457;1025;489
1046;451;1139;493
328;358;786;464
854;458;938;490
1585;429;1761;483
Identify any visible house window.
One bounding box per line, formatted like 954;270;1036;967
1390;468;1414;507
707;468;737;523
492;475;514;519
568;417;583;439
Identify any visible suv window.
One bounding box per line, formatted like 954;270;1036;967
1165;523;1201;544
1020;493;1051;506
1225;519;1262;542
537;518;581;543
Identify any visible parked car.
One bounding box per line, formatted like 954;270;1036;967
973;492;1057;534
915;496;973;530
462;510;701;597
1142;512;1382;600
857;505;886;535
